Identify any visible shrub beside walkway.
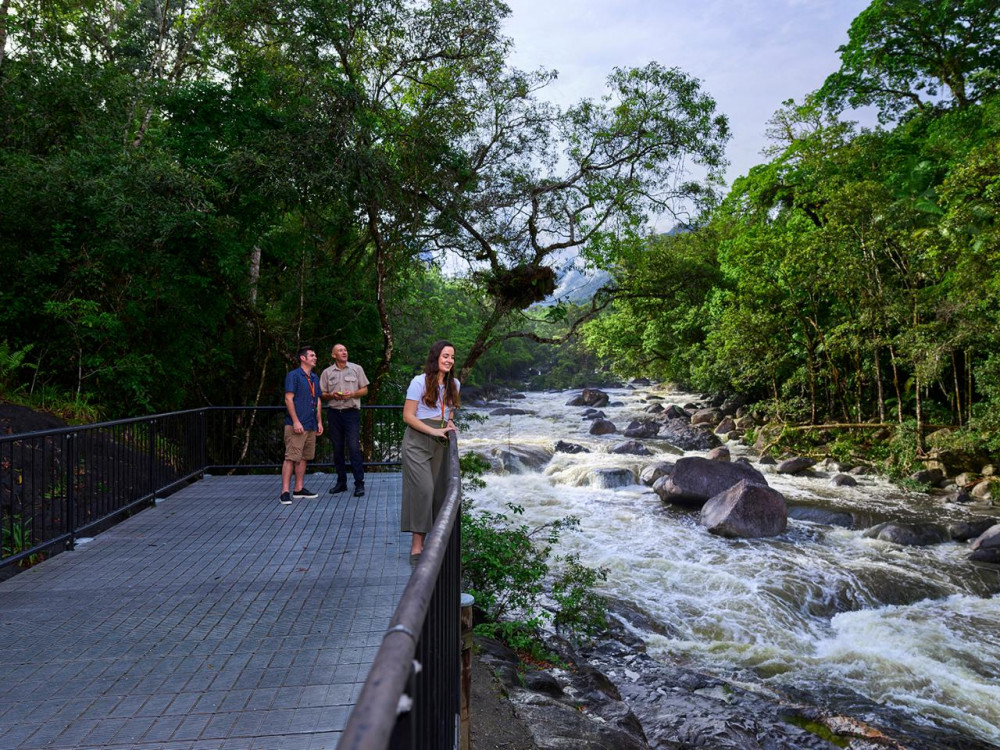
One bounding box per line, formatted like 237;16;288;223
0;473;411;750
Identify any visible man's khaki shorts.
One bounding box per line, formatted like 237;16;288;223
284;426;317;461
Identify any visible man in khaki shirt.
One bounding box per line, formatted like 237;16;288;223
319;344;370;496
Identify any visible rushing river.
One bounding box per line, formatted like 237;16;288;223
460;386;1000;747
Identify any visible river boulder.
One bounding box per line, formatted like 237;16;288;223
970;525;1000;563
554;440;590;454
663;404;689;420
639;461;674;486
776;456;817;474
489;445;554;473
700;479;788;538
489;407;533;416
582;408;606;420
829;473;858;487
864;522;950;546
971;480;995;501
644;404;664;414
566;388;610;408
714;416;736;435
705;446;730;462
787;506;855;528
612;441;652;456
653;456;768;505
690;408;723;426
658;419;721;451
624;420;660;439
589;419;617;436
949;518;998;542
590;468;635;490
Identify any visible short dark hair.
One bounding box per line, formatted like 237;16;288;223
297;346;314;360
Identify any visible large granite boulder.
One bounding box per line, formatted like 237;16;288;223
690;408;723;426
612;441;652;456
705;446;730;462
949;518;998;542
700;480;788;538
714;416;736;436
590;468;635;489
589;419;617;436
970;525;1000;563
487;445;554;474
639;461;674;486
623;420;660;439
864;522;949;546
653;456;767;505
662;404;690;420
567;388;610;408
658;419;721;451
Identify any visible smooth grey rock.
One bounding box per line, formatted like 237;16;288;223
582;409;607;421
970;524;1000;563
590;468;634;489
776;456;817;474
623;420;659;439
690;408;723;426
639;461;674;486
758;455;777;466
949;518;998;542
663;404;690;420
489;407;533;416
909;468;945;485
554;440;590;454
787;506;855;528
612;441;652;456
700;479;788;538
644;404;664;414
865;522;949;546
659;419;721;451
705;446;730;462
489;445;554;474
714;416;736;435
829;473;858;487
971;481;995;501
566;388;610;408
653;456;767;505
589;419;617;436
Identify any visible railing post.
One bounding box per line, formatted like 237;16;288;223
199;409;208;471
460;593;474;750
148;419;157;498
65;432;76;551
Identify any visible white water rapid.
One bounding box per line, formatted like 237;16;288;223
460;386;1000;747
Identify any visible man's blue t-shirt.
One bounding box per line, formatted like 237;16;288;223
284;368;321;430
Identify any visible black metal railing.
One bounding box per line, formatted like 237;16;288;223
0;405;404;569
338;432;463;750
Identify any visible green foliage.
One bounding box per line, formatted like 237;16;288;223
461;495;610;649
0;340;35;396
1;516;43;567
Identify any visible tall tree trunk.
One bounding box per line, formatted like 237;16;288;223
874;347;886;423
0;0;11;69
951;350;962;426
249;244;262;306
888;343;903;423
459;303;509;383
365;207;394;407
914;373;925;452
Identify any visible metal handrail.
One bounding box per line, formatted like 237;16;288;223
337;431;462;750
0;405;404;569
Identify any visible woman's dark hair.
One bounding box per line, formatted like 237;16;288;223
422;340;460;411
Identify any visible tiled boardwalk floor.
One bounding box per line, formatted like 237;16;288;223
0;473;411;750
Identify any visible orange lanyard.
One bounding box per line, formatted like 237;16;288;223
302;369;315;400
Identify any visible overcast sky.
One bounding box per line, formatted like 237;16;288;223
501;0;871;188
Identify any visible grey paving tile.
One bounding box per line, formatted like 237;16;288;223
0;474;411;749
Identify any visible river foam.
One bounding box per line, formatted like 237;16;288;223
461;386;1000;745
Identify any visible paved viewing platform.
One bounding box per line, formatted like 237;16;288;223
0;473;412;749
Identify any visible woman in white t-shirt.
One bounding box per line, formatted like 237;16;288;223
401;340;460;564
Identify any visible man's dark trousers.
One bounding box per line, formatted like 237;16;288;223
329;408;364;487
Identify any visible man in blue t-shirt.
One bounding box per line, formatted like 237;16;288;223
280;347;324;505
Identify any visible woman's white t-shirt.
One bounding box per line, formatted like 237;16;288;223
406;374;461;421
